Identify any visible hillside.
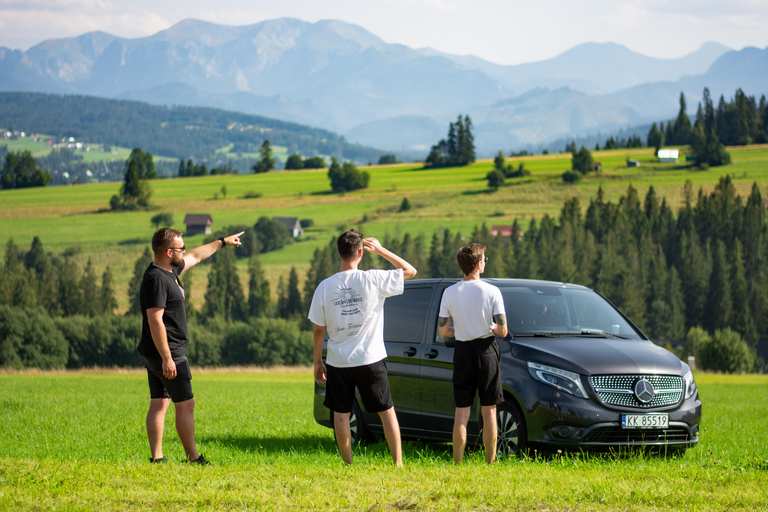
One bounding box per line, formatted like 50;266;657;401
0;92;383;164
2;144;767;313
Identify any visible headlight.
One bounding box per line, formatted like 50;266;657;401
683;370;697;400
527;362;588;399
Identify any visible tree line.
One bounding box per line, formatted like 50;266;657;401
0;234;311;369
2;177;766;372
648;88;768;166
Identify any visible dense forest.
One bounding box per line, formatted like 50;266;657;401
3;177;763;372
0;92;383;164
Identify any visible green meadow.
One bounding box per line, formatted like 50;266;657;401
2;144;768;311
0;371;766;511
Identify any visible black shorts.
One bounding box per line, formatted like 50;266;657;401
139;353;194;403
324;360;394;414
453;337;503;408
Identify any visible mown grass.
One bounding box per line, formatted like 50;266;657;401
2;145;768;311
0;371;766;510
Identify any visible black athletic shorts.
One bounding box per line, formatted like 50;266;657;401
139;353;194;403
324;360;394;414
452;337;503;408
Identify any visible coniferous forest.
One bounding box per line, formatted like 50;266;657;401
0;177;764;372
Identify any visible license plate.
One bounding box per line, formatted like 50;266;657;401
621;414;669;429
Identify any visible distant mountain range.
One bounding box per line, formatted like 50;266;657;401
1;18;766;157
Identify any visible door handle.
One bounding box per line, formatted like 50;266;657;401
404;347;417;357
425;348;439;359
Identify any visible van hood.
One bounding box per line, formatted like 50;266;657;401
509;336;684;376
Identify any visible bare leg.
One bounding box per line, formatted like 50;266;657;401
147;398;170;460
481;404;498;464
333;411;353;465
378;407;403;467
174;398;199;461
453;407;471;464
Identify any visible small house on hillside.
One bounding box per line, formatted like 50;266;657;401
184;214;213;235
273;216;304;238
627;159;641;167
491;225;513;237
657;149;679;163
491;225;523;240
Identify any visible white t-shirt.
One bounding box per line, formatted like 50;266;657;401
439;280;506;342
308;268;404;368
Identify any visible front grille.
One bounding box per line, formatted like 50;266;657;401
590;375;683;408
583;427;691;444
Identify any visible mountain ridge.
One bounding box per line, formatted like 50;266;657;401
0;18;764;156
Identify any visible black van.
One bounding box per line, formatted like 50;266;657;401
313;278;701;456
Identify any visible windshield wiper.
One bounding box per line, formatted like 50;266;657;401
510;332;559;338
550;329;631;339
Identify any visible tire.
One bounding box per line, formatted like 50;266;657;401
332;400;370;446
497;399;527;458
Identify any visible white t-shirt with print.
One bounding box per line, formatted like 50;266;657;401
439;280;506;342
308;268;404;368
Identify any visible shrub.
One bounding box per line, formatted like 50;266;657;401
0;306;67;369
399;197;412;212
221;318;312;366
57;314;141;368
696;327;758;373
562;170;582;183
187;320;224;366
486;169;505;190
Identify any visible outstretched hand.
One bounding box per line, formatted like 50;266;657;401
224;231;245;247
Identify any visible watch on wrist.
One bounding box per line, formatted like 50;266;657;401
219;237;226;247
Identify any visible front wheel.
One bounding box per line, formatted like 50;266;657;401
497;399;527;457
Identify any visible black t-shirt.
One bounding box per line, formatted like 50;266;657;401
138;260;189;361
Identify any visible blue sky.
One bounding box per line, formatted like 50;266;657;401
1;0;767;64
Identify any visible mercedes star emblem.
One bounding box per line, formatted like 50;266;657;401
634;378;655;404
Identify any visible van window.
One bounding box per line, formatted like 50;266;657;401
383;287;432;343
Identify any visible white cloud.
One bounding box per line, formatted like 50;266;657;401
0;8;168;48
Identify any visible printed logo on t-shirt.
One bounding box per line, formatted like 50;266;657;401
333;286;363;316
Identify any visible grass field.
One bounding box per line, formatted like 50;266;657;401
0;370;766;510
2;144;768;311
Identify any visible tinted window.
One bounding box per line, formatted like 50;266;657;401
383;287;432;343
499;285;641;339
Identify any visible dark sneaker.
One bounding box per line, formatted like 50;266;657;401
149;457;167;464
188;454;212;466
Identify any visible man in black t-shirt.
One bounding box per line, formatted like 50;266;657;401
138;227;243;465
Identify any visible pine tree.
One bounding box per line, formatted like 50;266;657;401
202;248;246;321
252;140;276;173
730;240;757;341
127;247;153;315
99;265;118;315
705;240;732;331
248;255;271;318
80;258;99;317
671;92;693;145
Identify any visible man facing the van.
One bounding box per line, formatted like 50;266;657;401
438;243;507;464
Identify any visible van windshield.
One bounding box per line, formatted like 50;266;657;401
497;285;643;340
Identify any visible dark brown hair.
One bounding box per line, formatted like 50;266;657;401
337;229;363;260
456;243;486;275
151;228;184;255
